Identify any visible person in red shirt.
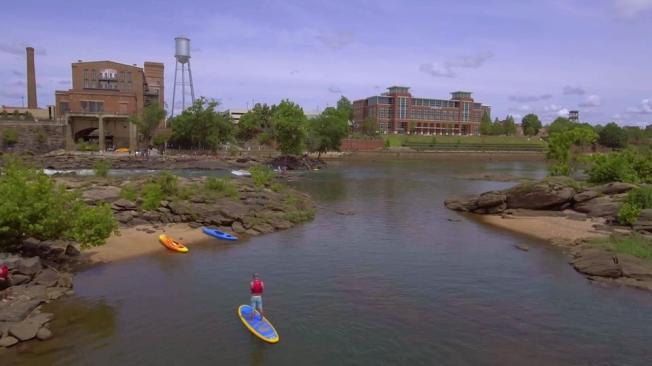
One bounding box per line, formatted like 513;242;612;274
0;264;11;302
250;273;265;321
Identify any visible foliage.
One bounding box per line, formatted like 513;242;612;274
249;165;274;188
93;160;111;178
616;187;652;225
23;111;34;121
336;96;354;122
283;210;315;224
547;125;598;176
76;141;99;152
618;203;642;225
306;107;349;157
480;111;492;135
0;158;117;249
258;132;273;146
154;171;178;196
36;130;47;145
521;114;542;136
586;149;652;184
272;99;307;155
131;103;166;153
120;185;138;201
204;177;239;199
141;182;164;211
590;235;652;262
361;116;378;136
271;182;286;192
169;97;234;150
598;122;628;149
2;129;19;146
236;103;274;142
152;130;171;152
547;117;575;136
623;126;646;144
502;115;517;136
0;111;8;120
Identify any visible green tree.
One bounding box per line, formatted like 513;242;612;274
169;97;234;150
490;118;505;135
480;111;492;135
336;96;354;122
307;107;349;158
599;122;628;149
152;130;171;153
130;103;166;154
623;126;644;144
272;99;307;155
547;117;576;136
521;113;542;136
236;103;274;142
547;126;598;176
502;115;517;136
361;116;378;136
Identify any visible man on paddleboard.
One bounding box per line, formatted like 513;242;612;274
250;273;265;321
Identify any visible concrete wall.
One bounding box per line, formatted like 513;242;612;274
0;121;65;154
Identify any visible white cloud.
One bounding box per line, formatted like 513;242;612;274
328;86;342;94
563;85;586;95
509;94;552;102
557;108;570;117
579;95;601;107
626;98;652;114
316;31;353;50
0;42;46;56
613;0;652;18
419;51;493;78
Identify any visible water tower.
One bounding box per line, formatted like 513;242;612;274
171;36;195;117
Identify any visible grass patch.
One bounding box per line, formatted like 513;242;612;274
141;182;164;211
250;165;274;188
120;185;138;201
93;160;111;178
283;209;315;223
590;235;652;262
204;177;239;200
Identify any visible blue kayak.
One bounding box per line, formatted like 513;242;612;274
202;227;238;241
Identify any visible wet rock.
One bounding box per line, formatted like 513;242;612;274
444;195;479;212
252;223;274;234
28;312;53;329
596;182;638;195
268;217;292;230
0;299;42;322
476;192;507;209
46;287;68;301
506;179;575;210
9;320;40;341
571;250;622;278
112;199;137;210
36;327;52;340
33;268;60;287
245;229;260;236
115;210;135;224
514;244;529;251
573;190;600;203
0;335;19;347
82;186;121;203
475;203;507;214
574;196;623;217
15;257;42;276
65;244;81;257
231;221;246;234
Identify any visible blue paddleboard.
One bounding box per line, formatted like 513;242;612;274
237;305;279;344
202;227;238;241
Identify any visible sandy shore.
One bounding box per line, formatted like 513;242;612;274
476;214;607;242
84;224;217;263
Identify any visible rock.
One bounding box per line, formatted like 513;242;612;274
169;201;195;217
218;199;250;221
9;320;40;341
268;217;293;230
56;273;73;288
160;200;170;208
506;179;575;210
112;198;137;210
46;287;68;300
115;211;135;224
206;215;233;226
514;244;529;251
32;268;60;287
15;257;42;276
82;186;121;203
444;195;479;212
28;312;54;328
619;254;652;280
476;192;507;209
252;223;274;234
157;207;171;214
65;244;81;257
0;336;19;347
9;285;48;302
10;274;31;286
130;218;150;226
231;221;246;234
245;229;260;236
571;250;623;278
573;190;600;203
574;196;623;217
475;203;507;214
144;228;157;234
633;209;652;232
188;222;202;229
596;182;638;195
20;238;50;258
141;211;161;222
0;299;42;322
36;327;52;341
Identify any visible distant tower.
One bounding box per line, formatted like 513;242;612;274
569;110;579;122
26;47;37;108
171;36;195;117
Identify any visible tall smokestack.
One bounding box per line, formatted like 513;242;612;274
26;47;37;108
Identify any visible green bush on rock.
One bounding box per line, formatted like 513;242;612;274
0;157;117;250
141;182;164;211
586;149;652;184
617;187;652;225
250;165;274;188
93;160;111;178
204;177;239;199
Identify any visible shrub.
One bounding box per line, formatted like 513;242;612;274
36;130;47;144
204;176;239;199
283;209;315;223
76;141;99;152
141;182;164;211
249;165;274;188
2;129;19;146
120;185;138;201
154;171;178;196
271;182;286;192
618;203;642;225
617;187;652;225
93;160;111;178
586;149;652;184
0;158;117;249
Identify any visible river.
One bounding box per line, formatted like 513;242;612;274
6;160;652;365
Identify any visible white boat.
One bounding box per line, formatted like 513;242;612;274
231;169;251;177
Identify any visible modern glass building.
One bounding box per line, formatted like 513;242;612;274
352;86;490;135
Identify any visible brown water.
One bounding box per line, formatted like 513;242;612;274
4;160;652;365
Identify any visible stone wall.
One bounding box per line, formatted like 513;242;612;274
0;120;65;154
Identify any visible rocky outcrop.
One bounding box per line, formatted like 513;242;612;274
633;209;652;232
267;155;326;171
571;249;623;278
506;178;575;210
573;195;624;217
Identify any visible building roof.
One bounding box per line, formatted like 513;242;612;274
73;60;144;70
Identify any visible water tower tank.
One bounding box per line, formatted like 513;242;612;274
175;37;191;63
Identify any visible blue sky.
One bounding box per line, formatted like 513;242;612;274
1;0;651;125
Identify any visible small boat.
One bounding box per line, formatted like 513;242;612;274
237;305;280;344
202;227;238;241
231;169;251;177
158;234;189;253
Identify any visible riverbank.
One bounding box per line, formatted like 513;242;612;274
340;150;545;161
476;214;606;242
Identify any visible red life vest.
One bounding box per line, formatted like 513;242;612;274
250;279;264;295
0;265;8;279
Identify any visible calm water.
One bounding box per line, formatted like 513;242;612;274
6;160;652;365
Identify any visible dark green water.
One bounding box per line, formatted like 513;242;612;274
6;160;652;365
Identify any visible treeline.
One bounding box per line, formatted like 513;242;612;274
139;96;352;156
480;113;518;136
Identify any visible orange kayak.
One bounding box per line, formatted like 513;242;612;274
158;234;189;253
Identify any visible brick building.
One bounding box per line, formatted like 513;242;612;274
55;60;164;151
353;86;489;135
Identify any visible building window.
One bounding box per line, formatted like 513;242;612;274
126;72;132;83
59;102;70;114
463;103;470;122
81;101;104;113
398;97;408;119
